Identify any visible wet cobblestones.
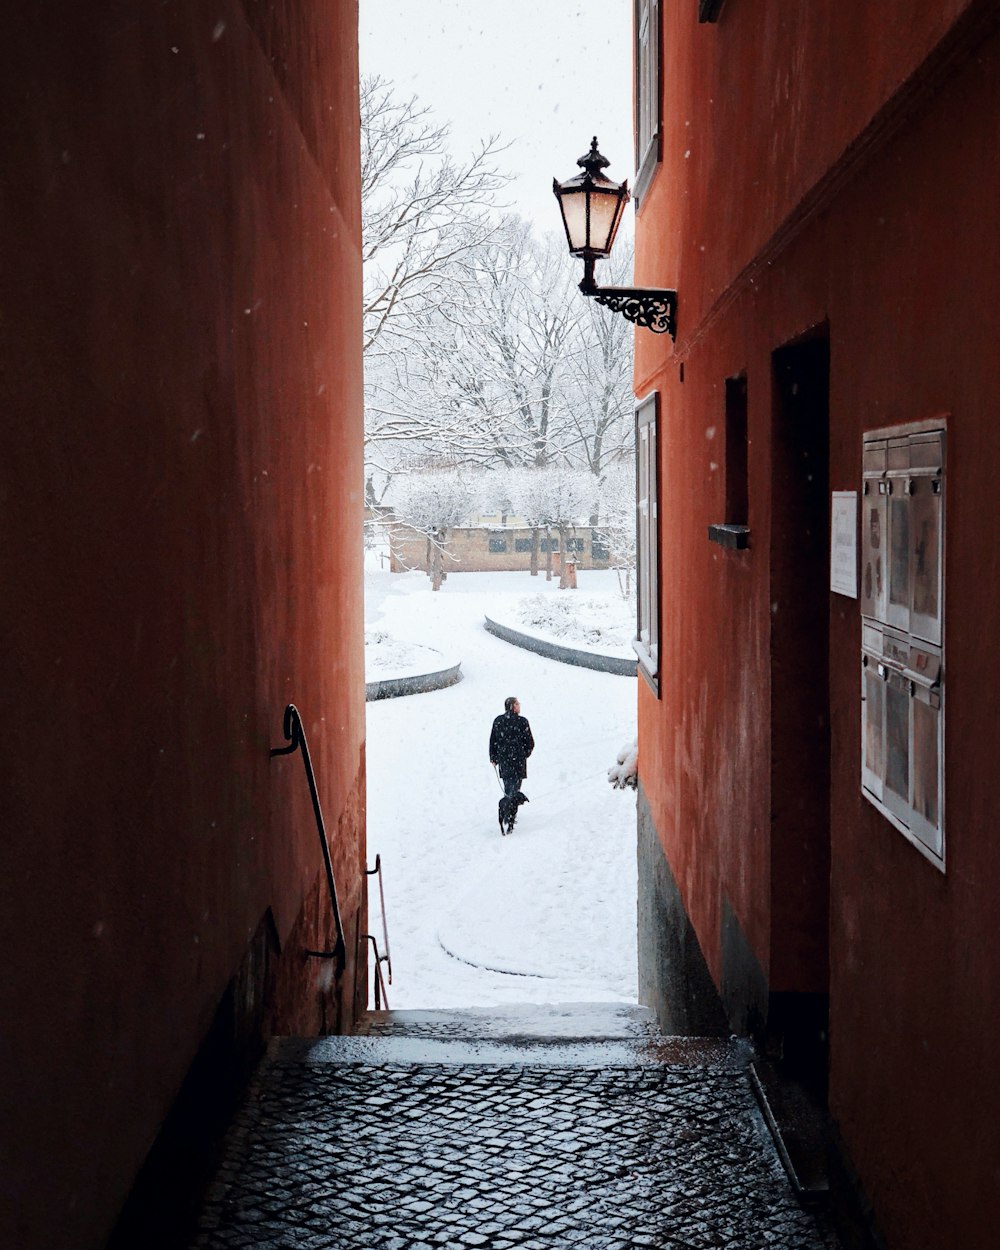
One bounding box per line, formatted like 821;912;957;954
192;1045;839;1250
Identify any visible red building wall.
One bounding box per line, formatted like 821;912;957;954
635;2;1000;1246
0;4;366;1249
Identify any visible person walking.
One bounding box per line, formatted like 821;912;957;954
489;696;535;828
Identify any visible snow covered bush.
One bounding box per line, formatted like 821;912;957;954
513;593;633;653
608;738;638;790
365;628;442;677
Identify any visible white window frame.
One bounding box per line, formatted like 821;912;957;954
634;392;660;691
634;0;662;207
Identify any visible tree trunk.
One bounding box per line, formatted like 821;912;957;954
430;527;446;591
558;526;569;588
544;527;553;582
530;527;539;576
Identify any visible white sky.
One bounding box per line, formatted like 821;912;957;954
359;0;634;230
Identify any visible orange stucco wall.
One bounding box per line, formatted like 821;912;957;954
636;2;1000;1246
0;4;365;1249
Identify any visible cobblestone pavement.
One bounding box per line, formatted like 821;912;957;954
191;1009;840;1250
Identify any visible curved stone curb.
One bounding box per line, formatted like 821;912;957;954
484;616;637;676
365;661;463;702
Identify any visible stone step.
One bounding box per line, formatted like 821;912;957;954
272;1001;751;1071
356;1001;662;1041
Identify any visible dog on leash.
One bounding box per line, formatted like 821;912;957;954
498;789;529;835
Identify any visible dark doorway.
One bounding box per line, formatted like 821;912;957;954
768;330;831;1098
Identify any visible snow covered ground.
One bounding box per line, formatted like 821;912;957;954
364;560;639;1009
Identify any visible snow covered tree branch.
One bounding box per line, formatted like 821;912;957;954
361;76;509;360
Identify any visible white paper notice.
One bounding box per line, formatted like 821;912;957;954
831;491;858;598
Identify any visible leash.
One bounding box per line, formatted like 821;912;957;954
491;762;504;792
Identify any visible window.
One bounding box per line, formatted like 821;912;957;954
860;423;945;868
488;536;508;553
565;537;586;553
634;0;661;206
514;537;533;553
634;392;660;690
592;532;610;560
724;376;749;527
540;537;559;553
708;374;750;549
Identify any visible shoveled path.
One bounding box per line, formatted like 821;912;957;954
190;1005;840;1250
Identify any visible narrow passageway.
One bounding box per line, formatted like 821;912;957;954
190;1005;840;1249
186;573;843;1248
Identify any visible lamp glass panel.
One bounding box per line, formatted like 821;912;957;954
588;189;625;254
559;193;589;252
609;195;628;249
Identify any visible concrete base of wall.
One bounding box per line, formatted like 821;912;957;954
106;911;280;1250
720;894;770;1042
635;793;883;1249
637;785;730;1037
106;867;356;1250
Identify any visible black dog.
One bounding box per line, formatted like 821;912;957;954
498;790;529;835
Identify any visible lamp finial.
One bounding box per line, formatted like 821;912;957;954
577;137;610;175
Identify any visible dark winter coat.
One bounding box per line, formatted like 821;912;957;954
489;711;535;781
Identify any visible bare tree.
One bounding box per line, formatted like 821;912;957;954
389;470;475;590
366;220;587;472
361;76;508;359
360;84;634;489
561;238;636;475
361;76;512;480
540;464;594;587
506;463;593;583
596;459;637;599
459;222;583;469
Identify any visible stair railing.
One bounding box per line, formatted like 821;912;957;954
366;854;393;987
270;704;345;964
365;933;391;1010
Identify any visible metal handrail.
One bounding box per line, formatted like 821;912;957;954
366;854;393;985
365;933;390;1010
270;704;345;964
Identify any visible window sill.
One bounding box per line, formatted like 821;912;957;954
708;523;751;550
632;639;660;696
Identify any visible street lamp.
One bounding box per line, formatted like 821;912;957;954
553;137;677;338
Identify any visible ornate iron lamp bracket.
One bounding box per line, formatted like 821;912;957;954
578;257;677;339
588;285;677;337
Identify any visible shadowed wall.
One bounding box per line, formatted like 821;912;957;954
0;3;366;1248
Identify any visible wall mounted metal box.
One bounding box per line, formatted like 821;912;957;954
861;424;945;868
